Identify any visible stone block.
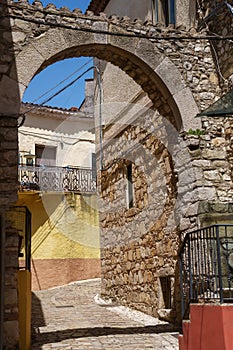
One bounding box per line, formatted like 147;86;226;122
3;320;19;348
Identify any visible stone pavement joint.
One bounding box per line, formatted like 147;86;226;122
31;279;179;350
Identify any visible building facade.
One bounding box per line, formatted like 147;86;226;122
1;0;233;348
17;101;100;290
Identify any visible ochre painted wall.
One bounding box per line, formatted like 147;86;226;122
18;270;31;350
16;192;100;290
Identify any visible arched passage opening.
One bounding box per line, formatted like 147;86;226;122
18;56;100;291
19;49;182;318
15;18;200;132
10;3;200;343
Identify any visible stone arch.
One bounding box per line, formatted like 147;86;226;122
14;22;199;131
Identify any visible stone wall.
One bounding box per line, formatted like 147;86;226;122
0;2;20;347
99;111;233;321
176;116;233;237
3;223;19;350
0;118;19;349
0;118;18;207
0;1;233;346
99;109;180;321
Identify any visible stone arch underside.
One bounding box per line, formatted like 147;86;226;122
15;25;200;131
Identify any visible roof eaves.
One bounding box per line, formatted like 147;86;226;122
196;90;233;117
20;102;94;119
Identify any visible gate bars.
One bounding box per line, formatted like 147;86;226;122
179;224;233;319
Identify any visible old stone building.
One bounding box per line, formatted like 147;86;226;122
1;0;233;348
88;0;233;323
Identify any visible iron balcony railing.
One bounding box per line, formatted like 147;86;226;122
179;224;233;319
18;164;97;193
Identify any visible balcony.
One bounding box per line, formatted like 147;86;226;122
18;164;97;193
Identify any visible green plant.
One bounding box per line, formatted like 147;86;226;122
187;128;204;136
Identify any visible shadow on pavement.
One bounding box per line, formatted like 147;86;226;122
32;323;179;347
31;292;46;339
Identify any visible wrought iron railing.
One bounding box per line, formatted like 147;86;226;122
18;164;97;193
179;224;233;319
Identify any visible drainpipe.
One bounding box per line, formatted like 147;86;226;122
95;66;103;171
0;211;5;350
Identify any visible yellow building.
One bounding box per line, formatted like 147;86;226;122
17;99;100;290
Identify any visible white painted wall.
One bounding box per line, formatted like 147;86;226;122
104;0;152;21
18;107;95;168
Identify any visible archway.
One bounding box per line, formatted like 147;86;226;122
10;0;200;321
5;2;204;345
10;2;200;131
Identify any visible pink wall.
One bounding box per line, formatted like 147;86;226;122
31;258;101;290
179;304;233;350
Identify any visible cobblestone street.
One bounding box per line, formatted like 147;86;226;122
31;279;179;350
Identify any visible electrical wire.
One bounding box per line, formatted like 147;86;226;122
20;65;95;119
210;41;228;82
19;129;95;145
2;11;233;41
30;57;93;104
3;0;233;45
196;0;229;82
10;1;232;129
40;66;95;105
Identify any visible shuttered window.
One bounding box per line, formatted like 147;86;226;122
152;0;175;25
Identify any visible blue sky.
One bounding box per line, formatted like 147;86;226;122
23;0;93;109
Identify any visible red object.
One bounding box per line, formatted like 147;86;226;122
179;304;233;350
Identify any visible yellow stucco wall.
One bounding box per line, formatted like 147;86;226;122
16;192;100;260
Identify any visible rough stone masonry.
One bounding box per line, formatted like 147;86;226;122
0;0;233;348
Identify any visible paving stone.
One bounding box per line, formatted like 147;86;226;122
31;279;179;350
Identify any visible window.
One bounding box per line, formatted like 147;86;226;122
126;163;134;209
35;145;56;166
25;156;34;166
160;276;172;308
92;153;97;178
92;153;97;170
152;0;175;26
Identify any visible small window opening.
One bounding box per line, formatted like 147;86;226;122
35;145;56;166
92;153;97;170
160;276;172;308
92;153;97;179
127;164;134;209
153;0;175;26
162;0;175;26
152;0;158;24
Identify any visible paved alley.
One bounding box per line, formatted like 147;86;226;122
31;279;179;350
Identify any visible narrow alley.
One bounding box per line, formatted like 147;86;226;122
31;279;179;350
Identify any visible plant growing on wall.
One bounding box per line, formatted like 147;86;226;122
187;128;204;136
